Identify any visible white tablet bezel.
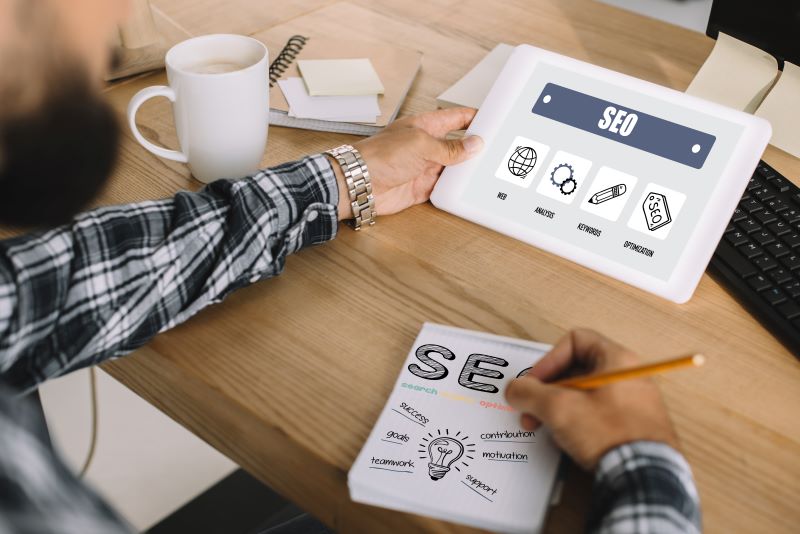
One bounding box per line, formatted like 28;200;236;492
431;45;772;303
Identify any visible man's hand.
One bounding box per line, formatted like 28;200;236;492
505;329;679;470
329;107;484;220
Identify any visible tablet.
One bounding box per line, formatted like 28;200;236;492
431;45;771;303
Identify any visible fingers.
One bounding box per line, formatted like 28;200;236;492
506;374;560;420
404;107;478;137
527;328;603;382
520;413;541;431
527;329;634;382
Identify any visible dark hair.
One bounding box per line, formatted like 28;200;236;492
0;75;119;228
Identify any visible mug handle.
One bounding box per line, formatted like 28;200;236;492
126;86;189;163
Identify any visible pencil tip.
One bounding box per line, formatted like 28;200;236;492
692;354;706;366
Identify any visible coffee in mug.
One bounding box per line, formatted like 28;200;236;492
127;34;269;183
187;61;249;74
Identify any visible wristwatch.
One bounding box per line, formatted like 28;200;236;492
325;144;376;230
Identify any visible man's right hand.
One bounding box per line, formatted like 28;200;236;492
505;329;680;470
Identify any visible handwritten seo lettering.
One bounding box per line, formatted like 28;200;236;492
408;343;525;394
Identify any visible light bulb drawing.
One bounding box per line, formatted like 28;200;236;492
418;429;475;481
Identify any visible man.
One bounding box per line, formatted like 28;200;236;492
0;0;700;532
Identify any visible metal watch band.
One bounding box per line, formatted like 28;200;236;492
325;144;376;230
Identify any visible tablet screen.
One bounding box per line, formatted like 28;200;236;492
461;62;745;281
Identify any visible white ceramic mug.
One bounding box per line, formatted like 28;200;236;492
127;34;269;183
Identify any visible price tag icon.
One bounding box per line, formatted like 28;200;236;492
627;184;686;240
643;192;672;231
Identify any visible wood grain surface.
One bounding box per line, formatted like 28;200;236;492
7;1;800;532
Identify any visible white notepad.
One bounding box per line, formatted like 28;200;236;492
348;323;562;533
277;77;379;122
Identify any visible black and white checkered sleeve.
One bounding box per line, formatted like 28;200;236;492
589;441;702;533
0;155;338;394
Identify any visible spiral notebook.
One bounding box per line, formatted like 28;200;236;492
348;323;562;533
264;33;422;135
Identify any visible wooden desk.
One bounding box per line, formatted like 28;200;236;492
83;0;800;532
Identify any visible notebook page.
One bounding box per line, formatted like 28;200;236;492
348;323;561;534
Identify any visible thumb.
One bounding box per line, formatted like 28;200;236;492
429;135;484;165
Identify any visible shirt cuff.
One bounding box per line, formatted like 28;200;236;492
591;441;702;534
258;154;339;256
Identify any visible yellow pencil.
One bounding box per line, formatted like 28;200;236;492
553;354;705;389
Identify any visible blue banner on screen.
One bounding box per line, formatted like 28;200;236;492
531;83;715;169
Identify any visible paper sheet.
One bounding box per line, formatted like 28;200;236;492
756;62;800;157
298;58;384;96
686;32;779;113
437;43;515;109
277;77;379;123
348;323;561;534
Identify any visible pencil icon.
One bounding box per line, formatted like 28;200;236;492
588;184;626;204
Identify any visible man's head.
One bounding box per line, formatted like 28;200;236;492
0;0;129;227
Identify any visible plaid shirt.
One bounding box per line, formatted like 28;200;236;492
0;155;700;533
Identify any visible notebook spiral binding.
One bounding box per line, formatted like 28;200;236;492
268;35;309;87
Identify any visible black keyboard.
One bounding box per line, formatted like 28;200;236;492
709;160;800;356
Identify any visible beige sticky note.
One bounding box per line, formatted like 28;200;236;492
298;58;385;96
756;62;800;157
686;33;779;113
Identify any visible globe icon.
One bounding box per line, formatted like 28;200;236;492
508;146;537;177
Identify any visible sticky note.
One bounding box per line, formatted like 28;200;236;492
298;58;385;96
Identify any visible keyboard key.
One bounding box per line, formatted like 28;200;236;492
752;231;774;246
785;233;800;248
784;281;800;298
767;220;791;236
753;187;775;202
783;208;800;224
777;301;800;319
748;274;772;291
739;218;761;234
725;223;736;233
793;192;800;205
746;176;764;191
754;255;778;271
725;230;749;246
757;163;776;179
755;210;778;225
741;242;764;259
767;242;791;258
731;207;747;221
781;254;800;270
766;198;789;212
742;198;763;213
770;176;791;192
769;268;793;284
763;287;786;305
715;243;758;278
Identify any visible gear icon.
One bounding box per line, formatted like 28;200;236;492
559;177;578;195
550;163;574;186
